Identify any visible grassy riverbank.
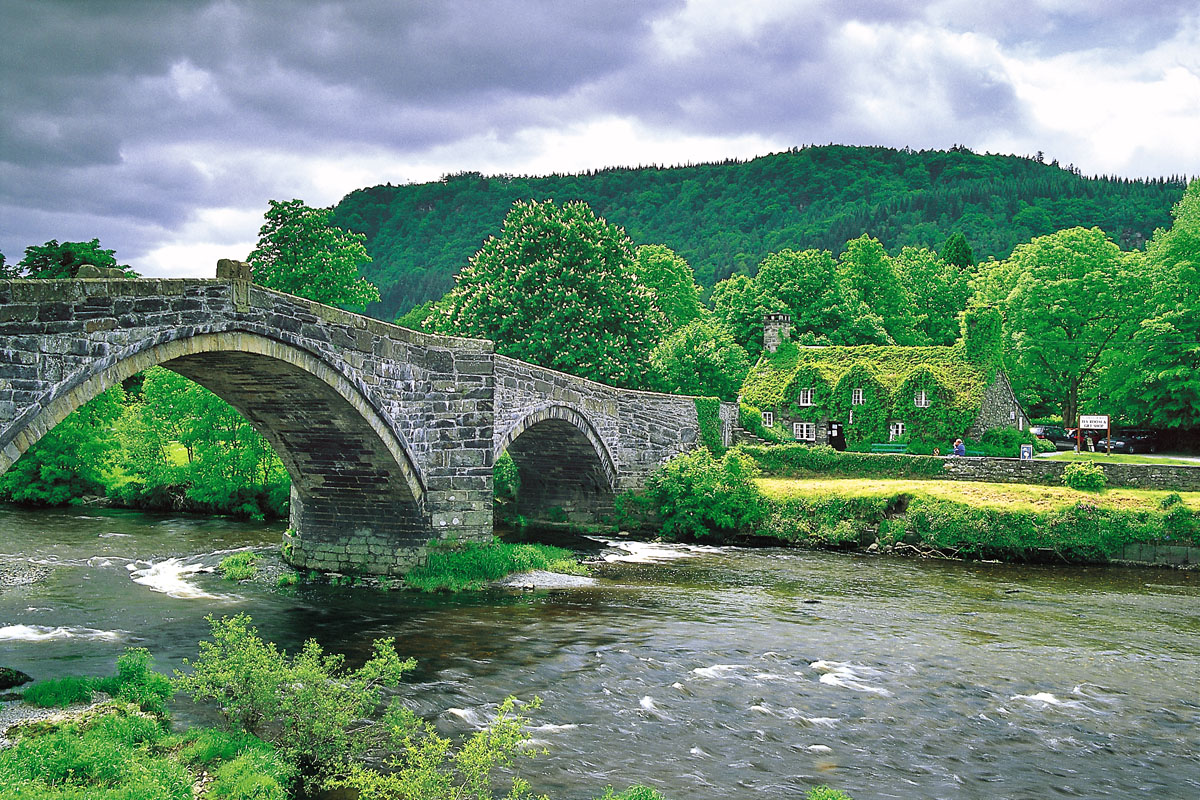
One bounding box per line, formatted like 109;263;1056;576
1038;451;1200;467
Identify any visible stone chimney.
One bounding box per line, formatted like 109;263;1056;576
763;312;792;353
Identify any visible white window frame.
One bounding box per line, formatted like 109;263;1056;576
797;387;815;406
889;421;906;441
852;387;864;405
761;411;774;428
914;390;930;408
793;421;816;441
848;410;854;425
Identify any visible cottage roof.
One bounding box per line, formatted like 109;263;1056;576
740;340;993;413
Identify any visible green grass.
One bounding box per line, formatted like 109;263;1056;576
1040;451;1200;467
20;676;95;708
756;477;1200;512
218;551;260;581
404;540;587;592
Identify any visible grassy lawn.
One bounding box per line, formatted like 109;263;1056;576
756;477;1200;513
1039;451;1200;467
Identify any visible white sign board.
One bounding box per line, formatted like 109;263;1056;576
1079;414;1110;429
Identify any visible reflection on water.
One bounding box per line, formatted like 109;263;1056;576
3;505;1200;799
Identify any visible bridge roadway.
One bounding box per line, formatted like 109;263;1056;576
0;265;727;574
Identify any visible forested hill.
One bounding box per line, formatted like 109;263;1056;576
331;144;1187;321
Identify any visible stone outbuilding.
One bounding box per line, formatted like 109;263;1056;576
739;308;1027;451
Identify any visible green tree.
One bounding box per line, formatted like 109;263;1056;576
1107;179;1200;428
892;246;970;345
16;239;136;278
429;199;664;388
836;234;910;343
990;227;1146;424
709;273;787;356
249;199;380;307
753;249;857;344
0;387;125;505
649;318;750;400
939;232;975;272
631;244;702;331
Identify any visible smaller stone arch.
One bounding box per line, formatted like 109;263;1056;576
496;405;619;522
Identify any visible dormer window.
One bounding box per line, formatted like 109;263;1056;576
797;388;814;406
852;387;864;405
914;390;930;408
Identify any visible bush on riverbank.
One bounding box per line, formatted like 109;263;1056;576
738;443;945;479
20;648;173;716
404;538;587;591
641;448;766;541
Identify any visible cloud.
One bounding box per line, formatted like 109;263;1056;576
0;0;1197;277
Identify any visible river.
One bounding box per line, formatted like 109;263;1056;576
2;505;1199;799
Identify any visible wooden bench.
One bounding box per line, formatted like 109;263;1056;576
964;449;986;457
870;443;908;454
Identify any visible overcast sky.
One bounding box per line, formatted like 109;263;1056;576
2;0;1198;278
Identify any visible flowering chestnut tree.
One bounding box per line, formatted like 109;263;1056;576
430;199;664;388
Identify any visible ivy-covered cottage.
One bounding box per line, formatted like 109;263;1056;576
739;308;1027;451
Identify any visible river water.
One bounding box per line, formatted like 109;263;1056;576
2;505;1199;799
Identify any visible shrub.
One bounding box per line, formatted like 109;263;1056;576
218;551;260;582
175;613;415;789
21;676;94;708
596;787;668;800
806;786;856;800
94;647;174;716
275;571;300;588
738;443;945;480
1160;492;1184;509
642;448;765;541
1062;462;1107;492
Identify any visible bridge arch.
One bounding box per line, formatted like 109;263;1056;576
496;405;618;522
2;330;429;568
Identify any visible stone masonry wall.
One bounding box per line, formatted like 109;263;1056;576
970;371;1027;439
494;356;701;512
942;456;1200;491
0;277;495;575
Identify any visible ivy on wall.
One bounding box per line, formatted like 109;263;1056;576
694;396;725;455
829;362;892;447
895;367;974;445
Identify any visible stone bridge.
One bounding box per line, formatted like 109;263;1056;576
0;269;717;574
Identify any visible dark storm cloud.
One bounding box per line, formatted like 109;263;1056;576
0;0;1194;272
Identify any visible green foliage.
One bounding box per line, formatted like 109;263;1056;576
1106;179;1200;429
893;245;971;346
595;787;668;800
404;541;586;592
985;227;1146;424
806;787;855;800
650;319;749;400
753;248;860;345
219;551;261;582
20;676;95;708
327;695;546;800
1062;462;1108;492
709;272;787;356
971;426;1043;458
276;571;300;588
633;244;702;330
174;613;416;787
333;145;1181;322
111;367;289;519
248;198;380;308
939;232;975;271
738;402;790;444
737;444;947;479
429;199;664;388
93;647;175;717
642;448;765;541
694;397;725;455
14;238;137;279
961;305;1003;365
0;707;192;800
829;362;892;447
838;234;906;341
0;386;125;506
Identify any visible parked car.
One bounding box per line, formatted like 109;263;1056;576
1038;425;1078;450
1095;430;1164;454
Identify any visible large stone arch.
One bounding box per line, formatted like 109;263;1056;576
2;330;429;570
496;405;618;522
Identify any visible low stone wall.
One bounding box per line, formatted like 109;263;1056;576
1116;541;1200;568
941;457;1200;491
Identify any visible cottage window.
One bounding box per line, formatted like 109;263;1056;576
797;388;815;406
889;421;906;441
852;387;864;405
914;390;930;408
794;421;816;441
761;411;774;428
848;410;854;424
